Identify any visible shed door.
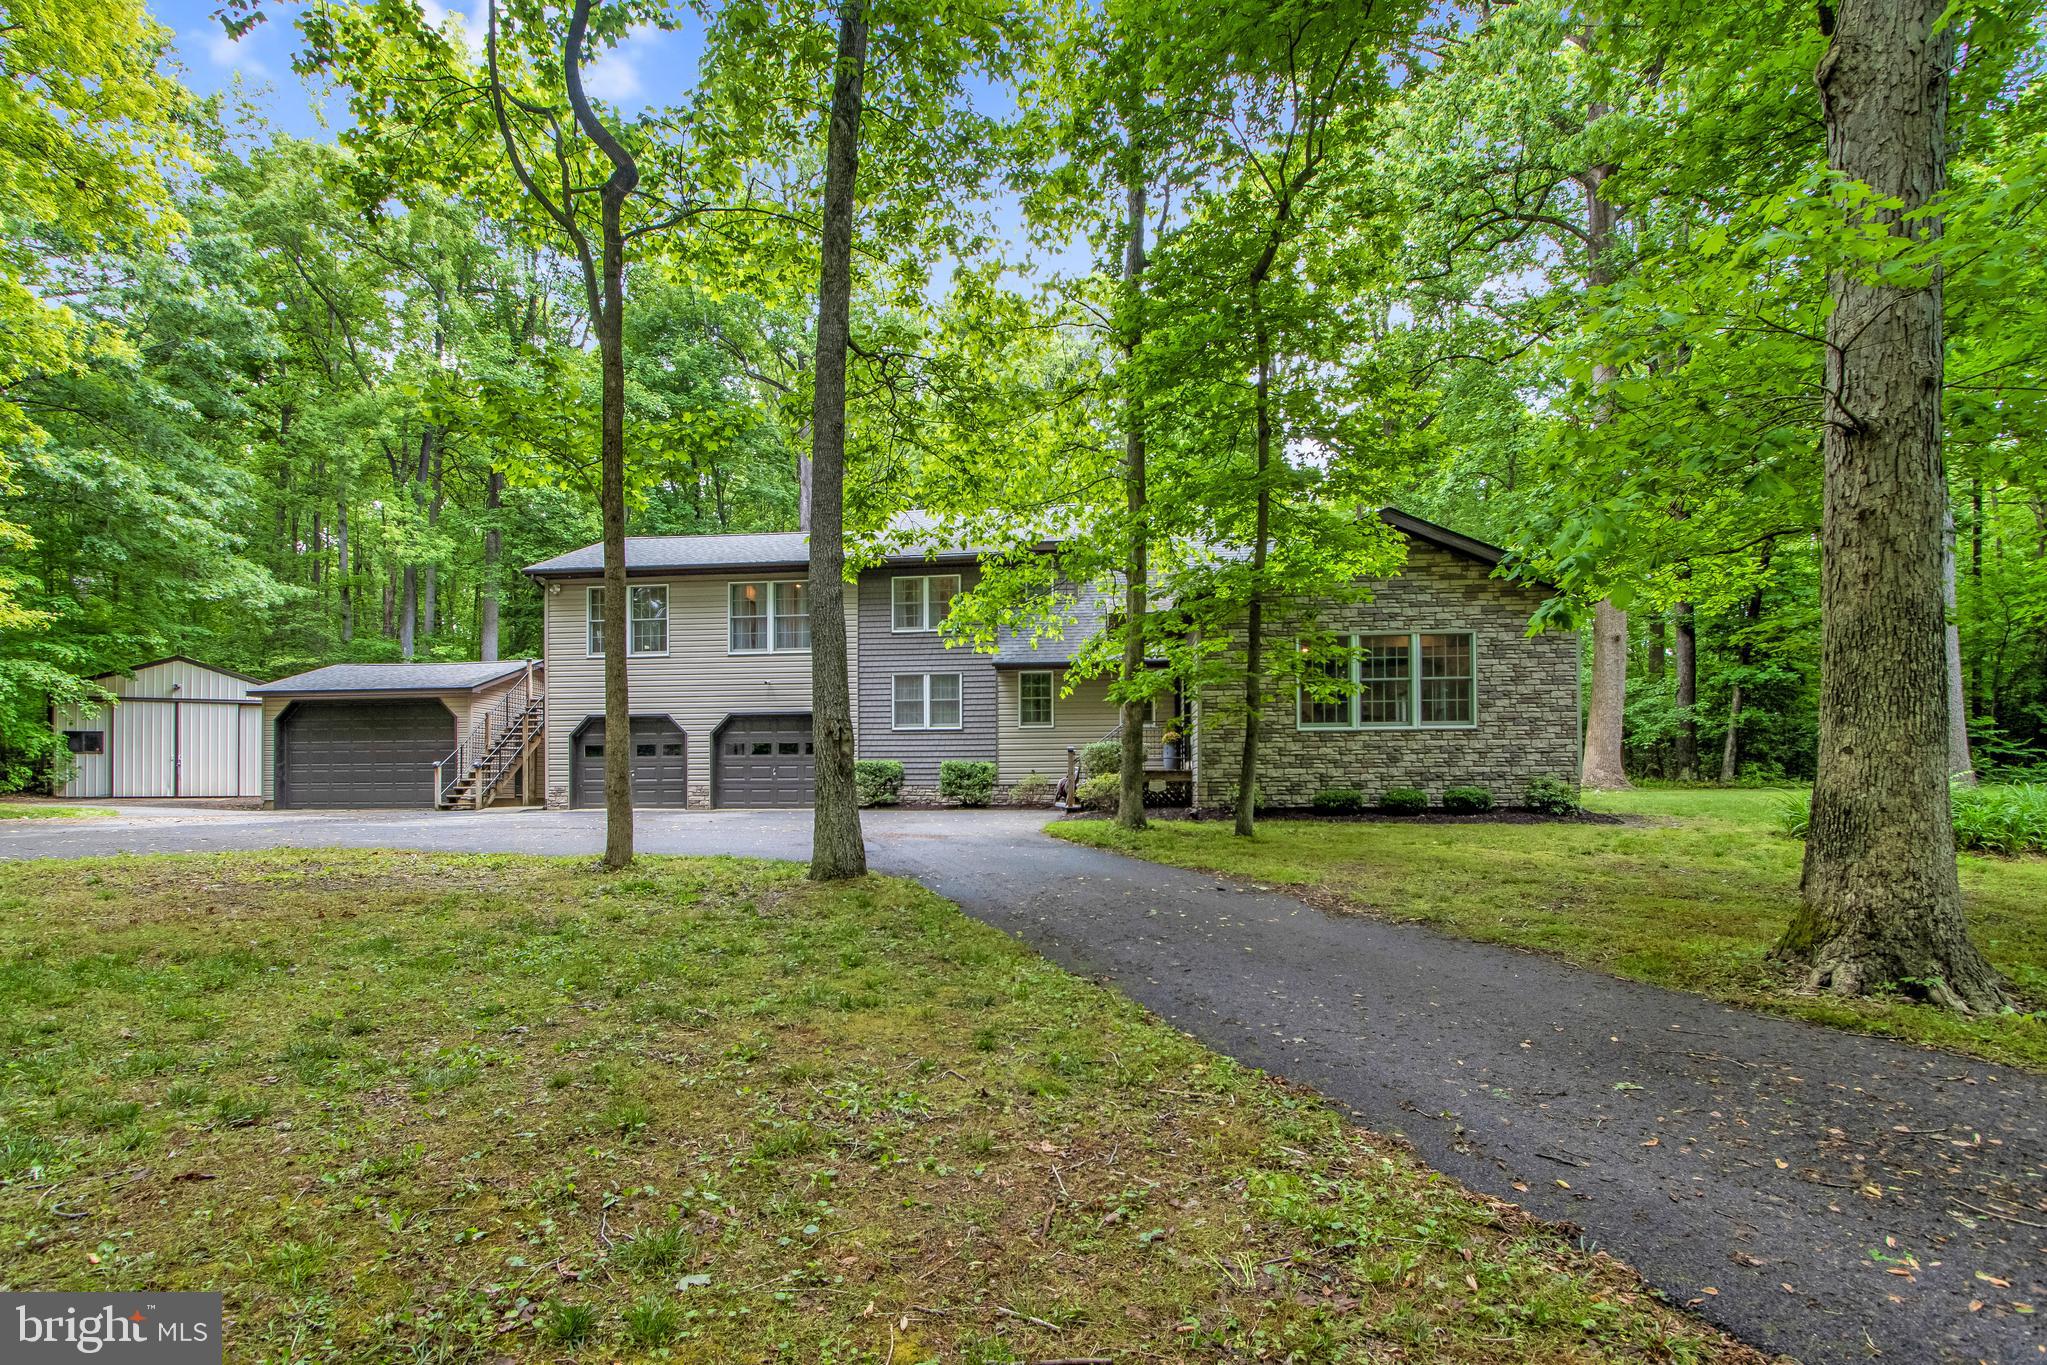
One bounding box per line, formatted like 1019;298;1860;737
715;714;814;808
571;717;687;809
277;699;454;809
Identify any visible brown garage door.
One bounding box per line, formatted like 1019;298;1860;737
571;716;687;809
715;714;814;807
277;699;454;808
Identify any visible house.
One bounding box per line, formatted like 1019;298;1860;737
50;656;264;800
519;510;1579;810
250;660;542;809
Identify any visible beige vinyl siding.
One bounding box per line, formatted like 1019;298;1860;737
540;572;856;807
258;668;538;806
995;669;1122;786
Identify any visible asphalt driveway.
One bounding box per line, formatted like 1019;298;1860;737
3;805;2041;1363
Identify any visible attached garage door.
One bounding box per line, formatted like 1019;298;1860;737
277;699;453;809
715;714;815;807
571;716;687;809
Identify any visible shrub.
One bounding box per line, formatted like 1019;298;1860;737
853;759;904;807
1779;783;2047;855
1311;787;1366;815
1949;782;2047;854
938;759;997;808
1442;785;1495;814
1010;771;1052;805
1379;786;1427;815
1075;772;1120;811
1776;792;1811;839
1523;775;1582;816
1079;740;1121;779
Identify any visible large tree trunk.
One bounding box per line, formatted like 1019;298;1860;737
1581;600;1630;788
1777;0;2007;1012
1233;294;1273;839
481;468;503;661
1673;591;1698;779
805;0;870;882
1117;168;1150;832
563;0;638;871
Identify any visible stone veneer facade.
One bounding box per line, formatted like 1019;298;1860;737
1192;539;1580;809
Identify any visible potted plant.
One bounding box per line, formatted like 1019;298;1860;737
1160;717;1187;771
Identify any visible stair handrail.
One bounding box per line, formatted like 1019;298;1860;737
435;674;545;806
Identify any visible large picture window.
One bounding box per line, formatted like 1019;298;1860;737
729;580;810;653
588;585;669;656
893;673;963;730
891;574;960;632
1297;631;1475;730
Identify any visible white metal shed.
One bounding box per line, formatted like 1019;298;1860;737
51;656;264;799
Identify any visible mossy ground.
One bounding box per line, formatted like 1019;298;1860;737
0;850;1751;1362
1053;789;2046;1070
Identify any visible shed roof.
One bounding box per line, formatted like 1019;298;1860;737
249;661;536;696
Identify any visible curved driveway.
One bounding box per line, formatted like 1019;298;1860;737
4;804;2042;1364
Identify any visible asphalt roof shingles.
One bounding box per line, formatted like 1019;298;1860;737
250;661;536;695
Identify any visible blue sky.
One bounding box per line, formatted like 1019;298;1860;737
154;0;1093;283
156;0;700;137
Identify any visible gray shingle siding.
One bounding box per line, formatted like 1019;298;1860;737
854;565;998;793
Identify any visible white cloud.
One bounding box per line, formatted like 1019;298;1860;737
582;25;657;105
418;0;491;59
197;27;271;80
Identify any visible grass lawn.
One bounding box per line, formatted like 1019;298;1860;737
1052;789;2047;1071
0;803;114;820
0;851;1748;1364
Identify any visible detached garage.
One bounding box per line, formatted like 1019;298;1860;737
251;661;540;809
51;657;263;800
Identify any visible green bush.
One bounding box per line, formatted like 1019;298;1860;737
938;759;997;808
1779;783;2047;854
1311;787;1366;814
1079;740;1121;779
1075;772;1120;811
1378;786;1427;815
853;760;904;807
1951;782;2047;853
1010;772;1053;805
1442;785;1495;814
1523;776;1582;816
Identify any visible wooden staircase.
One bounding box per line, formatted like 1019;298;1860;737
436;690;545;810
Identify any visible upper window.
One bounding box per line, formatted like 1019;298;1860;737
730;580;810;653
893;673;963;730
1019;670;1055;727
587;585;669;656
63;730;104;755
891;574;960;632
1298;631;1475;730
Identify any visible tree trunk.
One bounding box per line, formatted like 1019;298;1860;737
805;0;870;882
1117;166;1149;832
1777;0;2007;1012
1233;292;1273;839
337;493;353;644
562;0;639;871
1644;613;1665;684
1720;550;1769;782
481;467;503;661
1582;600;1630;788
1943;503;1972;780
1673;591;1698;780
400;565;418;660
